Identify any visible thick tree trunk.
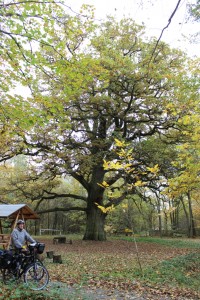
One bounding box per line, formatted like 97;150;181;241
83;166;107;241
83;205;106;240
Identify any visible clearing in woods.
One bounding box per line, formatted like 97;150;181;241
42;236;200;299
1;237;200;299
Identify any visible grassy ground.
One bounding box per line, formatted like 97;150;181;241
0;235;200;299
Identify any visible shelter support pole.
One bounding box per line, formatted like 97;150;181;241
0;220;2;234
7;210;20;250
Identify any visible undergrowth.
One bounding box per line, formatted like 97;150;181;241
0;283;63;300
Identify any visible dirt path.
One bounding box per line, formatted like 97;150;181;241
49;281;190;300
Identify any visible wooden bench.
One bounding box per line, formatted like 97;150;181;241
125;231;133;236
53;236;66;244
173;233;183;238
114;230;133;236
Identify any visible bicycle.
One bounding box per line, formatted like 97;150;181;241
0;242;49;290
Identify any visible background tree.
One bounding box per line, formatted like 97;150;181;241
165;110;200;237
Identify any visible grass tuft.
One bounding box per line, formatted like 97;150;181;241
124;236;200;249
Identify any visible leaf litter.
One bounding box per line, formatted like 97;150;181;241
35;238;200;299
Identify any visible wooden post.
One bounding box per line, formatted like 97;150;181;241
53;255;62;264
0;220;3;234
46;251;54;259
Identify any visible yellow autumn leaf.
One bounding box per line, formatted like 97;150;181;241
117;149;126;157
103;160;123;170
114;138;126;147
97;181;110;188
124;163;132;169
127;167;135;173
146;164;159;174
103;159;109;170
106;204;115;213
96;204;107;213
134;180;146;187
113;162;123;169
95;203;115;214
166;103;174;110
122;203;128;209
124;228;132;233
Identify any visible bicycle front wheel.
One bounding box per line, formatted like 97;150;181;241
24;263;49;290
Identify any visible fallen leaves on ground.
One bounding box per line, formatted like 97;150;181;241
38;237;200;299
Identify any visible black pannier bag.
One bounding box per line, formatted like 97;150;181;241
0;250;4;268
37;243;45;254
0;250;13;269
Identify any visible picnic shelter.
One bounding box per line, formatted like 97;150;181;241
0;204;39;250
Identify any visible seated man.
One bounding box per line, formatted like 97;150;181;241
11;219;36;250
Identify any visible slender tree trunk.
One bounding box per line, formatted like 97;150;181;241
163;213;168;236
181;193;196;238
148;211;154;236
154;193;162;236
187;192;196;238
47;200;50;230
169;199;179;233
175;203;180;229
180;196;190;236
53;211;58;231
158;214;162;237
157;197;162;237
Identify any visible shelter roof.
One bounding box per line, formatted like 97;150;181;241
0;204;39;220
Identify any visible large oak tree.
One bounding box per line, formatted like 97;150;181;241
0;1;199;240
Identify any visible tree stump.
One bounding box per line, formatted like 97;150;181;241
53;239;58;245
53;255;62;264
46;251;54;259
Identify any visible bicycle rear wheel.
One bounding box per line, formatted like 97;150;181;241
24;263;49;290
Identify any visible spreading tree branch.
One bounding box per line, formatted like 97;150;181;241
37;206;86;214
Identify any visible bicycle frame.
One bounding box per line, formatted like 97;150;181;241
13;249;41;278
